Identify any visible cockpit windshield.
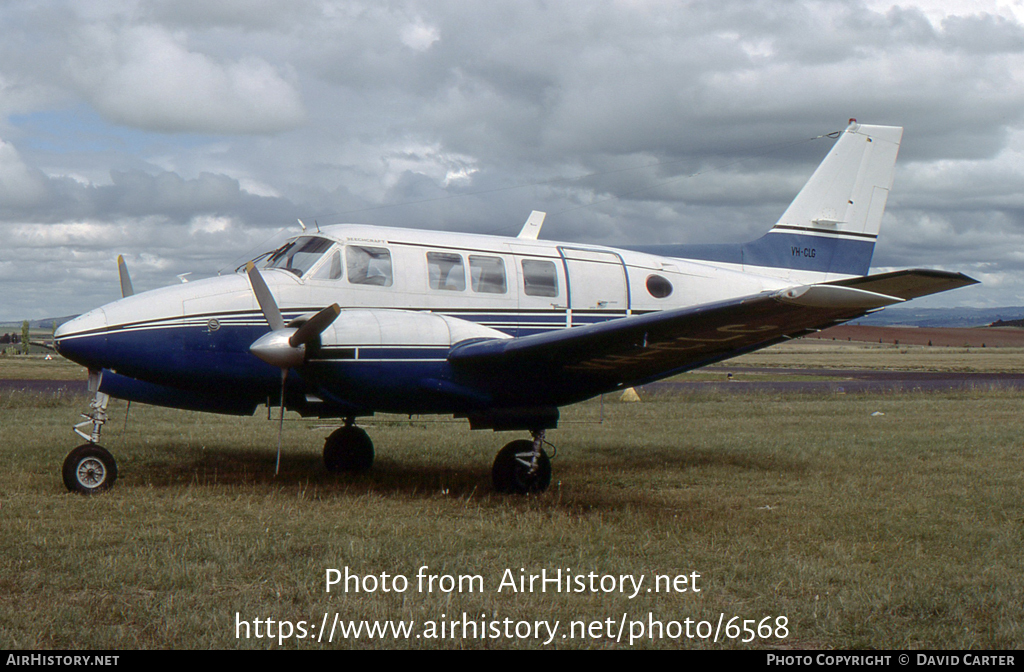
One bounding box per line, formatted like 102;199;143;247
256;236;334;277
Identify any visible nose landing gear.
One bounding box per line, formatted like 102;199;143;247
63;374;118;494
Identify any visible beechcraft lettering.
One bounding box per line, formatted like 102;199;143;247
53;121;977;495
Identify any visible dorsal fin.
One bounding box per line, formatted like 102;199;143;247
517;211;546;240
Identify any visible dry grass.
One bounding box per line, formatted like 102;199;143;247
1;385;1022;649
0;354;88;380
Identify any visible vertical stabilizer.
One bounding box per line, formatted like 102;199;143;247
622;121;904;278
773;121;903;240
735;121;903;277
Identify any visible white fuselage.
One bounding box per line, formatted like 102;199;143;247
63;223;805;341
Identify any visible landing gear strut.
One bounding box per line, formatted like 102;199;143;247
492;430;551;494
63;374;118;494
323;418;374;472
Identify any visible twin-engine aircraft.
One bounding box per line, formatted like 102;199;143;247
54;121;976;494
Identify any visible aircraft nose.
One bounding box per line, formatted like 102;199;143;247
54;308;108;366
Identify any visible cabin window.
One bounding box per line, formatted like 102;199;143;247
346;245;393;287
469;255;507;294
427;252;466;291
310;249;343;280
263;236;334;277
522;259;559;297
646;274;673;298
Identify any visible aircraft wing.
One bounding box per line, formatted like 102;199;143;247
825;268;978;300
448;283;913;394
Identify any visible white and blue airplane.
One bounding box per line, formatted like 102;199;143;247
54;121;976;495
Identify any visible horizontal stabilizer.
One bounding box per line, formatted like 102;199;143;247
826;269;979;300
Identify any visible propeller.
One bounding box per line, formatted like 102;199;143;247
245;262;341;474
117;255;134;298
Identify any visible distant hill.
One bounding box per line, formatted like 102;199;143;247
852;306;1024;328
989;318;1024;328
0;316;79;330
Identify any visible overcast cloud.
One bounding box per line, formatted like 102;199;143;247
2;0;1024;320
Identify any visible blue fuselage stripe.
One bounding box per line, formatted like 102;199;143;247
54;308;632;414
624;230;875;276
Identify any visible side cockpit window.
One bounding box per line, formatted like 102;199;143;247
427;252;466;291
310;249;343;280
347;245;393;286
263;236;334;277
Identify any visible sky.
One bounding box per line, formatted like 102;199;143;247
3;0;1024;321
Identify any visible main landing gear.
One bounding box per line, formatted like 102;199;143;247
63;382;118;494
492;430;552;494
323;418;374;472
320;422;553;495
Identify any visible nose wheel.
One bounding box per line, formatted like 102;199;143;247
323;421;374;472
62;444;118;494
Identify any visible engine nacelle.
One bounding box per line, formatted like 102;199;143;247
320;309;509;350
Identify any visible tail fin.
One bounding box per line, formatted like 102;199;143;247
741;121;903;277
631;121;904;279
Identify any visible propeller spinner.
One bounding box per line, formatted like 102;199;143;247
246;262;341;367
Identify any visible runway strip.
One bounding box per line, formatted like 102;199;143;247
0;379;88;394
4;369;1024;397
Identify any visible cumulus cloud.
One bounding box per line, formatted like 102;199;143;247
400;20;441;51
66;24;305;134
0;140;49;207
144;0;322;31
4;0;1024;319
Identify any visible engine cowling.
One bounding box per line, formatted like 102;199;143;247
319;309;510;350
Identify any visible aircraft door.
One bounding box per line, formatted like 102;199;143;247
512;252;568;337
558;247;630;327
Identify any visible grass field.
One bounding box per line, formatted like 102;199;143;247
0;355;87;380
728;340;1024;373
2;347;1023;649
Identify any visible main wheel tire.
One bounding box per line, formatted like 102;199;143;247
323;426;374;472
62;444;118;494
492;439;551;494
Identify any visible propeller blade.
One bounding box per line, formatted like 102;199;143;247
117;255;134;298
276;369;287;476
289;304;341;348
246;262;284;331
